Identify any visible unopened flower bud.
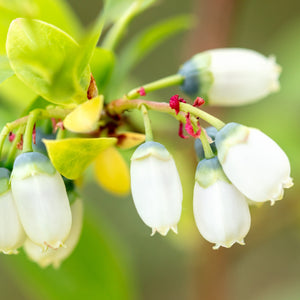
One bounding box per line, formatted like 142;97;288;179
0;168;25;254
215;123;293;204
130;141;182;236
11;152;72;250
193;157;251;249
24;196;83;268
178;48;280;106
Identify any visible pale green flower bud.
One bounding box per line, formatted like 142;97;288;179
0;168;26;254
11;152;72;250
178;48;280;106
130;142;182;236
193;157;251;249
215;123;293;204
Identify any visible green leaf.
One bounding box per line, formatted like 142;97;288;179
20;96;51;116
102;0;158;51
90;47;115;92
0;55;14;84
44;137;117;179
0;75;37;116
103;0;157;26
1;205;135;300
76;11;105;82
0;0;83;54
6;18;90;105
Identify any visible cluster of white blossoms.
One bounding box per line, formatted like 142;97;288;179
130;123;293;248
130;48;293;249
0;152;83;267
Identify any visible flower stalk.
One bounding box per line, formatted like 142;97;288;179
140;105;153;142
0;107;72;159
126;74;185;100
199;129;214;159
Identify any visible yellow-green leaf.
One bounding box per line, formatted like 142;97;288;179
6;18;90;105
0;55;14;84
116;132;145;149
44;137;117;179
63;96;103;133
94;147;130;196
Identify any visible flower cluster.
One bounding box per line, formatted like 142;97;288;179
130;118;293;248
0;40;293;267
0;151;83;267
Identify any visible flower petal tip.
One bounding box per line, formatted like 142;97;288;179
44;241;66;251
238;239;245;246
151;226;173;236
171;225;178;234
0;249;19;255
212;239;245;250
283;177;293;189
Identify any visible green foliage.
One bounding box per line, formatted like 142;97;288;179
6;18;91;105
90;47;115;93
103;0;157;26
44;137;117;179
75;10;104;85
0;55;14;84
0;0;82;55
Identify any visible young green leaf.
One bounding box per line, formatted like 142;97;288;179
103;0;157;26
44;137;117;179
0;55;14;84
102;0;157;51
90;47;115;93
6;18;90;105
0;0;83;54
75;10;105;83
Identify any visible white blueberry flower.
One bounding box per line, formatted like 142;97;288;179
130;141;182;236
11;152;72;250
178;48;280;106
24;197;83;268
193;157;251;249
215;123;293;204
0;168;26;254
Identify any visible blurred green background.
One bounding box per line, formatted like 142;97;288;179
0;0;299;299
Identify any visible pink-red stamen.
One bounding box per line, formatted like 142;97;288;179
9;132;15;142
55;121;64;132
169;94;186;115
32;124;36;145
193;97;205;107
178;122;188;139
185;113;201;138
137;87;146;96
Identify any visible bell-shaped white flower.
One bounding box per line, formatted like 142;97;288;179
178;48;280;106
11;152;72;250
130;141;182;236
193;157;251;249
24;197;83;268
0;168;26;254
215;123;293;204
